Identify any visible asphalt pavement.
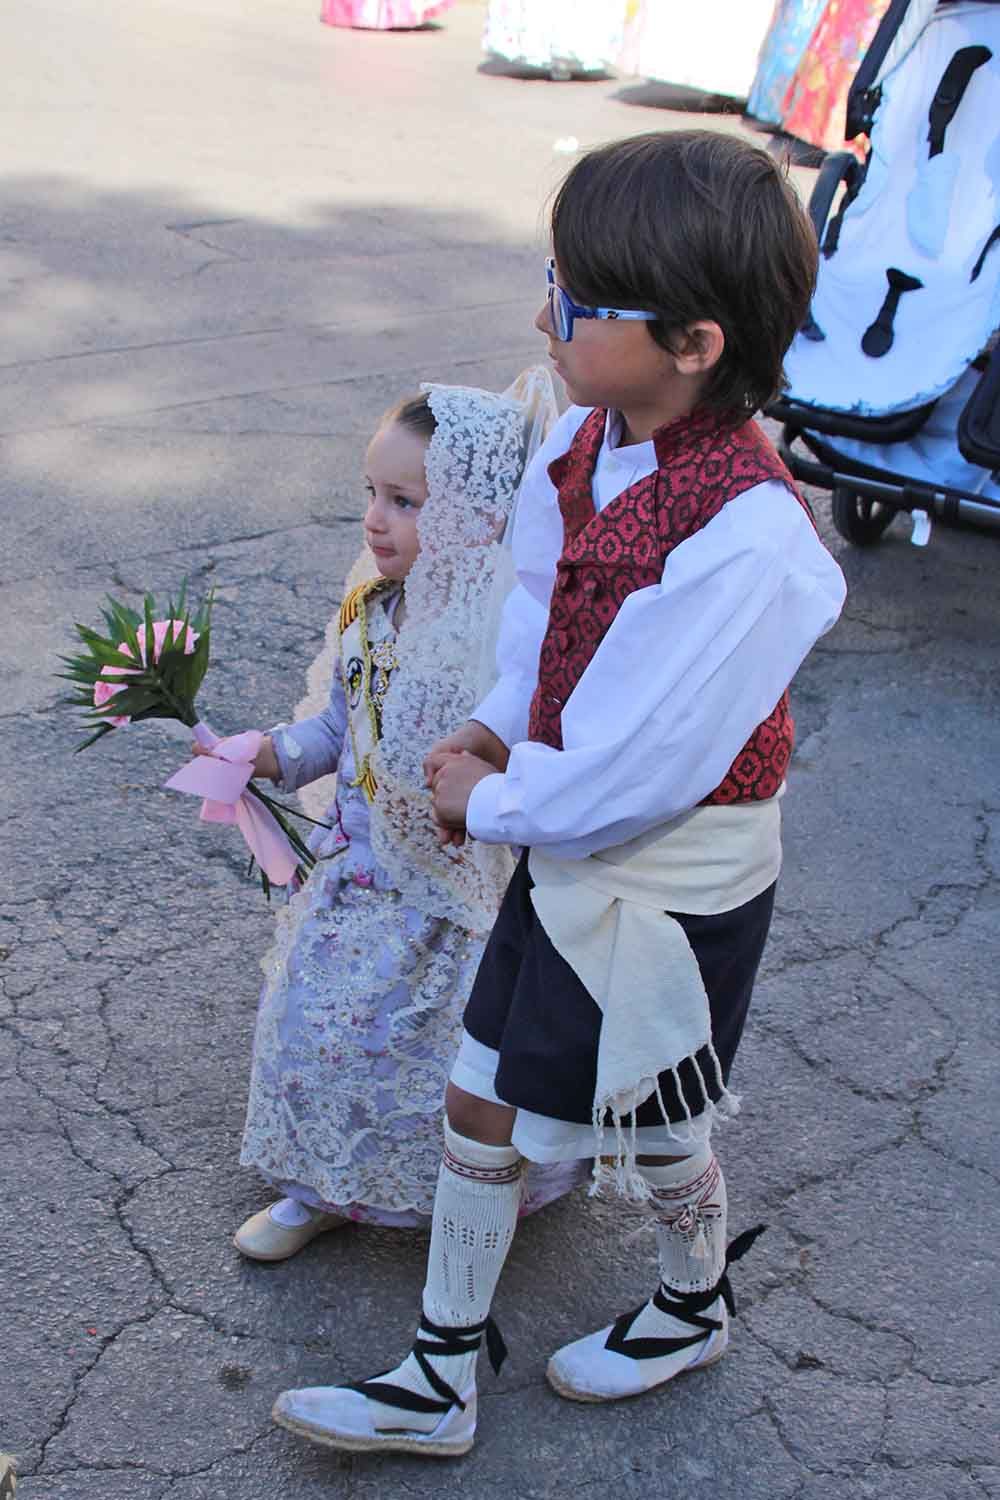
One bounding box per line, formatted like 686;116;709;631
1;2;997;1496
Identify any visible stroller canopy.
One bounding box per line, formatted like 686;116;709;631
783;0;1000;417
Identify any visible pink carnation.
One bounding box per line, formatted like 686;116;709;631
93;618;199;727
135;619;199;663
93;675;131;728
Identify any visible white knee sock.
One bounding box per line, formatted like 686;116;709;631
604;1148;727;1349
357;1123;522;1433
640;1146;728;1294
422;1122;524;1327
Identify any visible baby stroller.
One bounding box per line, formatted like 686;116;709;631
769;0;1000;547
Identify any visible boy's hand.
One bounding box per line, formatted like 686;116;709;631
430;751;497;847
424;720;509;786
191;732;280;783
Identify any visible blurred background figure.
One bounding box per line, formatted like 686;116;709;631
619;0;774;100
482;0;626;79
321;0;455;29
746;0;828;126
747;0;894;154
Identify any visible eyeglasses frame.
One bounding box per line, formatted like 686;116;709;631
545;257;658;343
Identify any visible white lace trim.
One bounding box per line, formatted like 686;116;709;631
241;864;485;1215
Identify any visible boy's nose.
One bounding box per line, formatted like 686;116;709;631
535;301;554;336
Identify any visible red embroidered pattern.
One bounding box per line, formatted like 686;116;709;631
527;407;813;803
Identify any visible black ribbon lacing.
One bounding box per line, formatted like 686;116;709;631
346;1312;507;1416
605;1222;767;1363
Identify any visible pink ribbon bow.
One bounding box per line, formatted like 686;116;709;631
164;722;299;886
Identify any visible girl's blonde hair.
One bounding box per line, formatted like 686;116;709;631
381;392;437;443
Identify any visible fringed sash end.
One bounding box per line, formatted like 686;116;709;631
590;1048;742;1201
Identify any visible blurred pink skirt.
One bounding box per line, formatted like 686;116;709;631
321;0;455;28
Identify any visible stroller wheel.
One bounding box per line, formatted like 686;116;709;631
831;487;896;546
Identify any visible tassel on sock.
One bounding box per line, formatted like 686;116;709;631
640;1146;727;1294
602;1148;727;1349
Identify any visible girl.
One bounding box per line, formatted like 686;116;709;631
232;371;588;1261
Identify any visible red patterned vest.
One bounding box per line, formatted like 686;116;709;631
526;406;814;804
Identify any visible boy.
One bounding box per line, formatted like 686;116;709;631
272;129;846;1456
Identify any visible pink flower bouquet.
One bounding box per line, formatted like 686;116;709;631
60;587;321;896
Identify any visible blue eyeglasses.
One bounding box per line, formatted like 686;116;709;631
545;258;657;343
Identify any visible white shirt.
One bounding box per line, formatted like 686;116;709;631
467;405;847;860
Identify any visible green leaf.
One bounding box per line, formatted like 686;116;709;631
74;723;117;751
171;627;211;706
55;665;98;685
97;688;159;717
115;608;142;665
106;594;142;631
191;588;215;637
74;626;125;661
143;593;156;667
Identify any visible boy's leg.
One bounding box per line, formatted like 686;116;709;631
547;1144;741;1402
272;1088;522;1457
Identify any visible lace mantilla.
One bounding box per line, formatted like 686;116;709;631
369;369;558;934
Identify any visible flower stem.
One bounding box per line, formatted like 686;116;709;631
245;783;317;878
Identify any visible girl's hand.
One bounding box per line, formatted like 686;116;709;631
430;751;497;844
424;720;509;786
191;732;280;782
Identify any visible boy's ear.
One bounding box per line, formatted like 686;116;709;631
672;320;725;376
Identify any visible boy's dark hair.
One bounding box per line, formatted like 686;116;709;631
384;392;437;442
550;130;818;418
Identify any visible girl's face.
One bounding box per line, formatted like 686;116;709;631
363;420;429;582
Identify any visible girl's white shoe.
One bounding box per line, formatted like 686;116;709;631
233;1201;346;1261
546;1285;729;1403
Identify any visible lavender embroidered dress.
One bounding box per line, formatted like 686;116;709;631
240;586;587;1226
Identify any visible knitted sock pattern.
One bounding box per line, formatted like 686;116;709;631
423;1122;523;1327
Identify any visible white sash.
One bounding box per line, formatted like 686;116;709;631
527;790;783;1197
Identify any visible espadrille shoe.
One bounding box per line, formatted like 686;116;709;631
234;1204;346;1262
546;1224;765;1403
272;1312;506;1458
546;1285;728;1402
273;1379;478;1458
